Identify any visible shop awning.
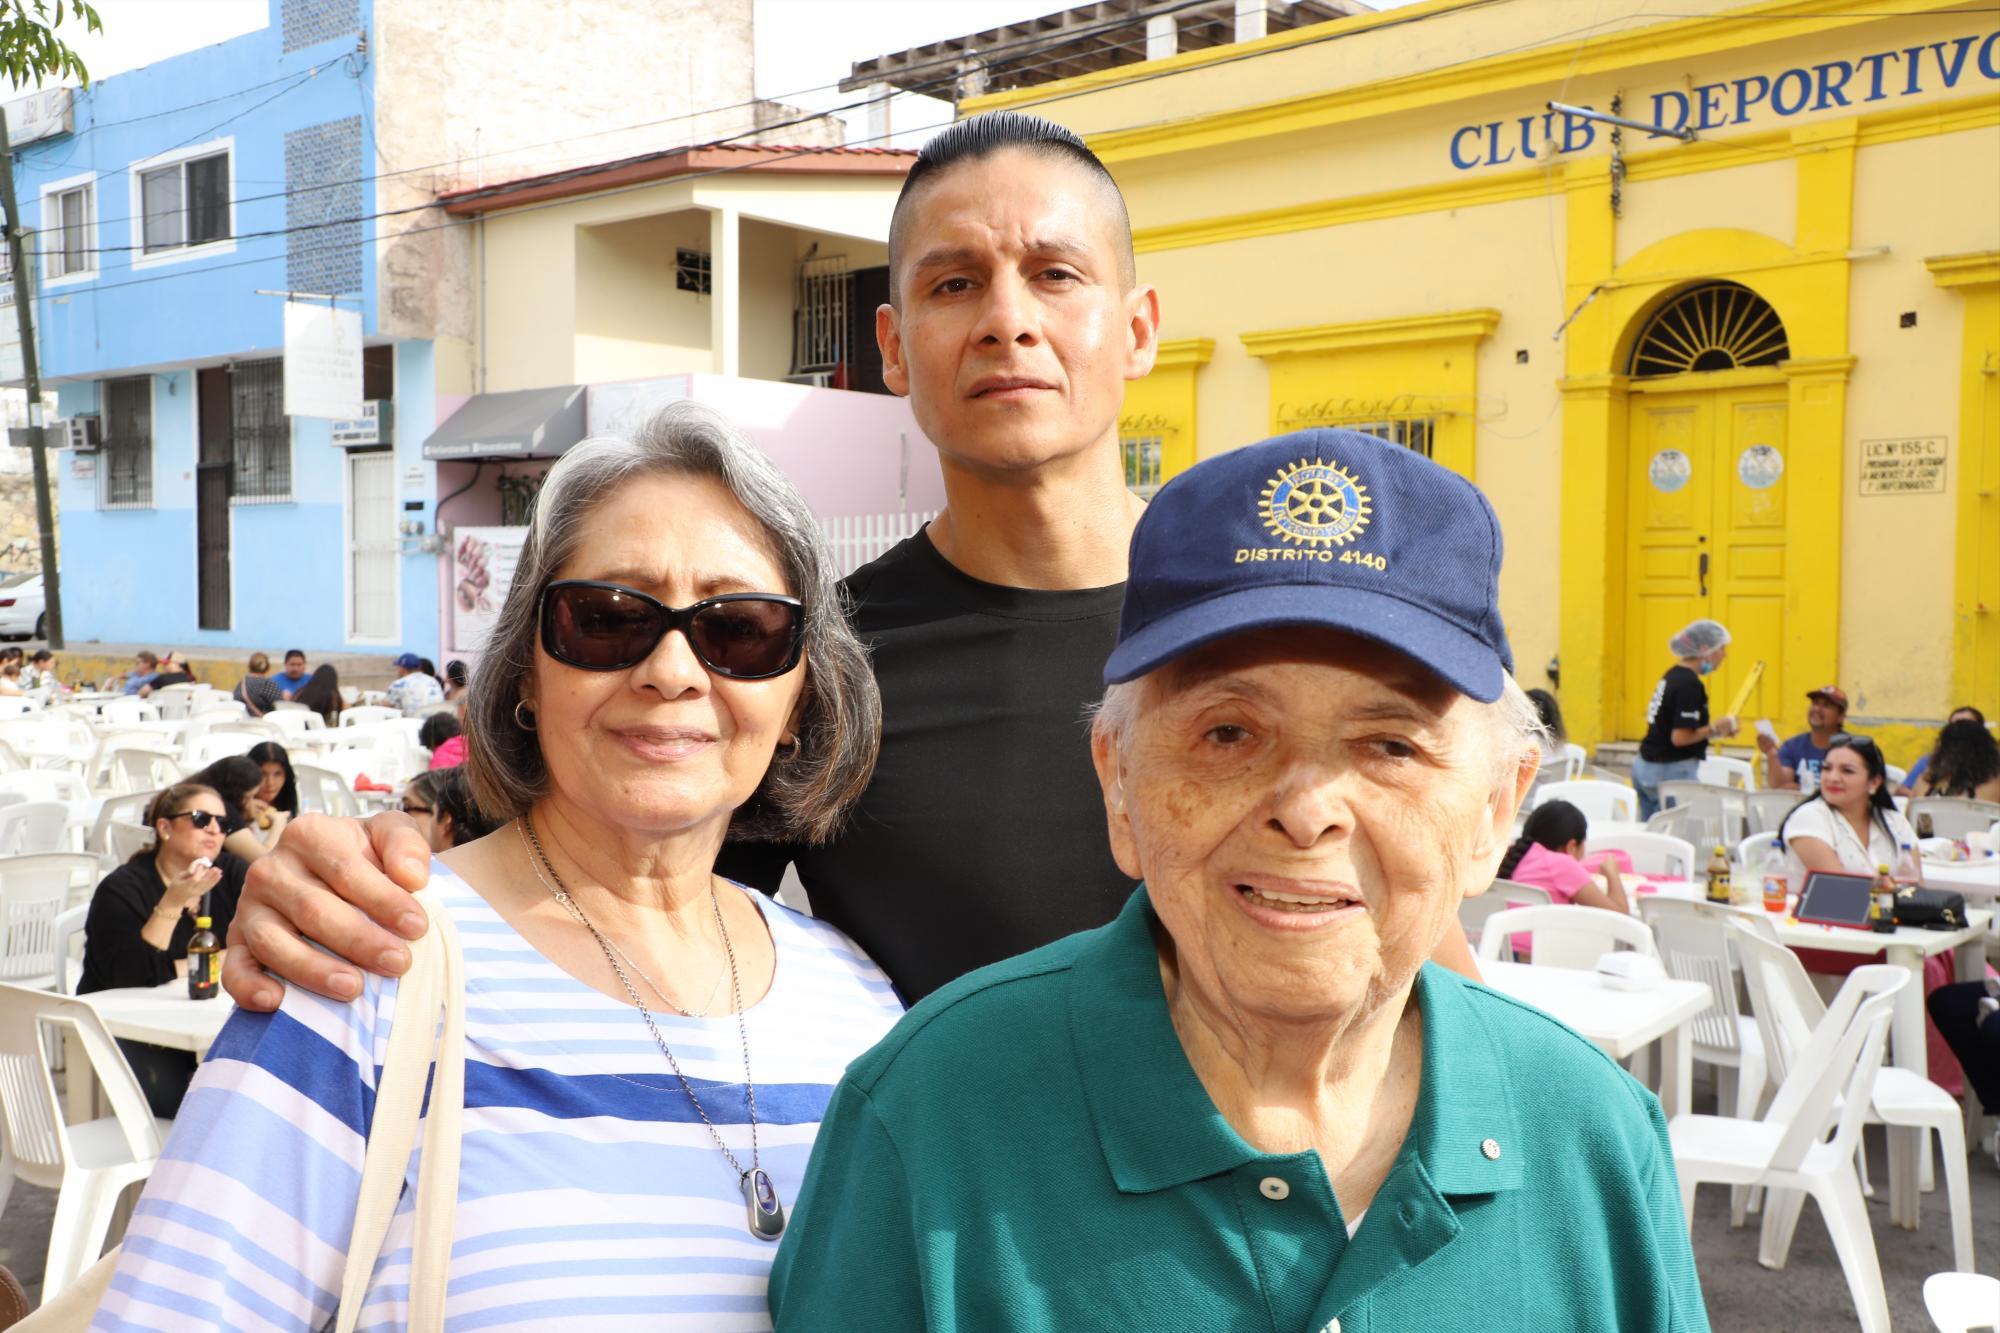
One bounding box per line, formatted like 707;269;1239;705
422;385;586;461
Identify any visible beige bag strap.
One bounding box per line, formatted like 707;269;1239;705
334;886;466;1332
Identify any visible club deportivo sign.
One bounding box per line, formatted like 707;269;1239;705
1448;29;1999;170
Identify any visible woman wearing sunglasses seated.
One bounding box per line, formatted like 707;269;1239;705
97;404;901;1330
79;783;247;1117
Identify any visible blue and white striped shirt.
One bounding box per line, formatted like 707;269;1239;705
94;865;904;1331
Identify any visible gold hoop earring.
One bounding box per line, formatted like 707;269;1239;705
514;700;537;731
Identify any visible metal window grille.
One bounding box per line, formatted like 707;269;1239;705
675;247;711;295
1121;434;1164;498
1340;417;1436;458
1629;281;1788;377
100;376;153;509
141;151;231;253
792;255;850;375
230;358;292;502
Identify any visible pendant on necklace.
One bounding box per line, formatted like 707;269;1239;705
743;1167;786;1241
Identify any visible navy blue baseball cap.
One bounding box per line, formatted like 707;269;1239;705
1104;428;1514;701
393;653;422;669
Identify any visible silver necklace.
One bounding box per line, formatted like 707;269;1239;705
517;832;726;1018
519;817;785;1242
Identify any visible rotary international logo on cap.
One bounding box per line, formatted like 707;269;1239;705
1260;457;1372;548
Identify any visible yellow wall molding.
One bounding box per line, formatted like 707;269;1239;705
1778;354;1858;382
1927;250;2000;289
1240;309;1501;358
1151;337;1217;370
1625;366;1786;395
1058;0;1959;165
1130;94;1998;257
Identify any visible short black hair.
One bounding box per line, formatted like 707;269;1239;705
284;648;306;662
887;111;1134;305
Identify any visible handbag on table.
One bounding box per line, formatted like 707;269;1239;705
22;887;467;1331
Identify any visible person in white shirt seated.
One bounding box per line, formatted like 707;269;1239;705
1779;734;1922;890
385;651;445;714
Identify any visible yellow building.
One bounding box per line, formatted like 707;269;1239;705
935;0;1997;760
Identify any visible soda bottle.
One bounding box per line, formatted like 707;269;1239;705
1871;864;1896;927
1760;838;1788;914
187;915;221;1000
1706;845;1731;904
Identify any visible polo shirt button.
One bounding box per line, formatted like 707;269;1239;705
1258;1176;1291;1201
1481;1138;1503;1161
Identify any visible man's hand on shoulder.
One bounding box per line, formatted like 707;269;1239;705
222;811;436;1011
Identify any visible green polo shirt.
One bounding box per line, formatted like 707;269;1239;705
771;886;1709;1332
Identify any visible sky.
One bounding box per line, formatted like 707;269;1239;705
44;0;1420;149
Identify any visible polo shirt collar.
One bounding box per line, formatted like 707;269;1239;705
1068;886;1523;1198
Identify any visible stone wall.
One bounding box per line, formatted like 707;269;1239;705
0;469;55;572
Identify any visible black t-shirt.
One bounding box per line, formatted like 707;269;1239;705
1639;665;1711;763
79;850;248;993
716;531;1136;1002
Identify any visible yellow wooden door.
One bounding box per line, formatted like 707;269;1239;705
1624;386;1788;737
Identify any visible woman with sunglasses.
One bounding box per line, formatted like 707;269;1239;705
400;765;496;851
79;783;248;1117
1779;735;1923;891
101;404;900;1329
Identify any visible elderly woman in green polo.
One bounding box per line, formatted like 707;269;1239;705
770;429;1709;1332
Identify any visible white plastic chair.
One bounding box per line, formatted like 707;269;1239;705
1458;879;1553;950
1533;779;1638;825
0;736;23;772
1556;743;1587;781
97;697;159;727
1745;790;1800;836
0;801;78;856
183;729;259;769
83;729;174;793
1638;897;1767;1220
0;983;170;1297
1671;965;1906;1333
0;852;99;911
1735;831;1785;868
1922;1272;2000;1332
206;718;280;743
1731;925;1976;1276
0;855;89;988
1586;831;1697;879
262;707;326;739
1884;763;1909;788
0;698;35;719
0;768;89;806
1659;781;1750;846
340;704;401;729
148;684;199;720
1474;903;1656;970
294;763;360;817
101;822;153;865
87;789;157;858
1698;755;1758;791
49;902;87;995
109;748;184;796
1908;797;2000;843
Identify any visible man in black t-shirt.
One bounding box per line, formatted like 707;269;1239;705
219;113;1480;1008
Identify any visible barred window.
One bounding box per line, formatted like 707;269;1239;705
101;376;153;509
1340;417;1435;458
230;358;293;502
1121;434;1164;499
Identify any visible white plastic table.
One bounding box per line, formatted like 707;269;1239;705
66;981;236;1123
1478;960;1712;1118
1919;857;2000;902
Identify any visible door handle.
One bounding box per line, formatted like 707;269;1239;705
1698;551;1709;597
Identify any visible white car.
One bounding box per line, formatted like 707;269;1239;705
0;572;46;640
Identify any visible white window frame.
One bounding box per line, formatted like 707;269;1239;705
37;171;98;286
127;137;236;271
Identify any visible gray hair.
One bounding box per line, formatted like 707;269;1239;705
1092;669;1545;787
462;402;880;844
1668;618;1730;658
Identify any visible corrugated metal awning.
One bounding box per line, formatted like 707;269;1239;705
422;385;585;461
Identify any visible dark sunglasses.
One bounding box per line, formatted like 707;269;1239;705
168;810;223;830
539;580;805;680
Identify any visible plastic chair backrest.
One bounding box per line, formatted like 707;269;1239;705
1458;880;1552;946
1698;756;1757;791
0;984;163;1181
0;698;34;719
1907;797;2000;842
0;859;81;984
0;736;22;772
0;801;73;856
1637;897;1745;1052
186;730;258;769
206;719;280;742
0;853;100;911
110;748;183;796
1646;805;1717;849
102;822;153;865
294;764;360;817
1558;743;1587;781
88;789;158;856
1735;830;1783;867
1533;779;1638;825
1921;1272;2000;1333
97;698;158;727
340;705;400;729
49;902;86;995
0;769;87;805
1762;965;1903;1173
1745;790;1800;835
1474;904;1656;969
1659;781;1749;841
1586;831;1697;878
1732;923;1835;1100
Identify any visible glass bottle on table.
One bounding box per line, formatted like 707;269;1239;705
1705;845;1732;904
1760;838;1788;914
187;915;221;1000
1871;863;1897;929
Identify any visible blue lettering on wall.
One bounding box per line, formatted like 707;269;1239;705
1445;28;2000;170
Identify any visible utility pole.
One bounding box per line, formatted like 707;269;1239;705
0;107;62;648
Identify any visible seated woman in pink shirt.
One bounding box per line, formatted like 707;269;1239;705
1495;800;1631;954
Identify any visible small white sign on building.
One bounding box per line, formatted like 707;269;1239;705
283;301;364;420
330;401;382;445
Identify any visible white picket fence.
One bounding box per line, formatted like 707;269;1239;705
821;511;933;574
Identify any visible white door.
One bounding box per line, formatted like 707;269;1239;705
347;450;398;641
